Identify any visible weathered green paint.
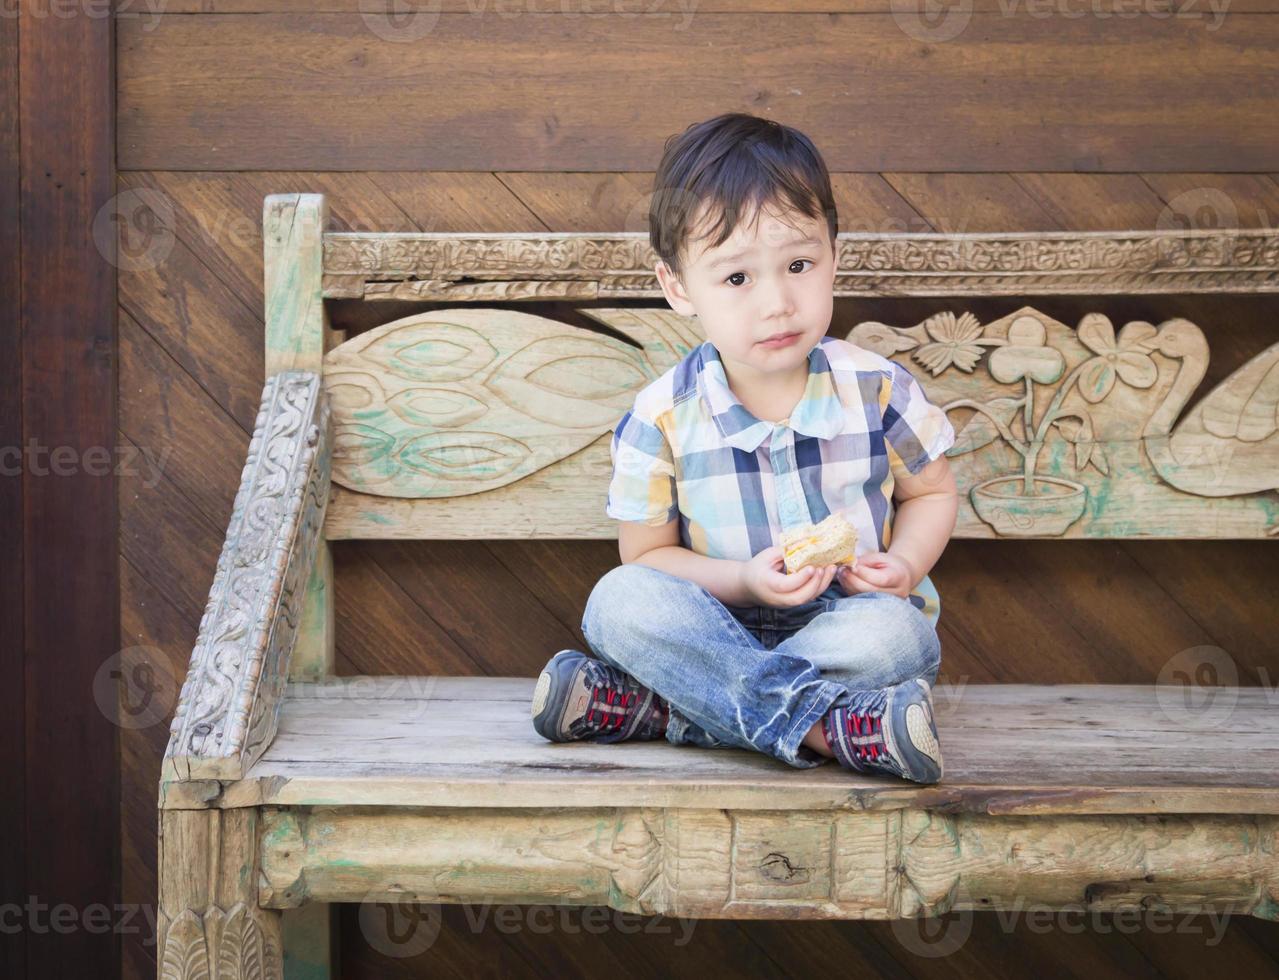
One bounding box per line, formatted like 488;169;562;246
263;819;298;850
291;543;335;682
265;194;328;376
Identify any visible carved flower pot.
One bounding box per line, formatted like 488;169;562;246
970;475;1088;536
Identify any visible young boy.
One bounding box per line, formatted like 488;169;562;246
530;113;959;784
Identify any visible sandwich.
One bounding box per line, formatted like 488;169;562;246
779;512;859;575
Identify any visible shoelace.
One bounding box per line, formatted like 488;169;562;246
824;706;886;763
585;683;638;732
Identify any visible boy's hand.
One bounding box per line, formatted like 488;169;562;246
738;546;840;608
836;552;915;599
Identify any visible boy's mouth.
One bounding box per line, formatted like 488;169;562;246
758;331;801;347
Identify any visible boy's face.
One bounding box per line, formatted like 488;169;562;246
654;200;837;397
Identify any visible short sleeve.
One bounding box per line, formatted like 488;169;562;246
605;408;678;526
883;360;956;480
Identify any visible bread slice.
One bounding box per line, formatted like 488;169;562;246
779;513;859;575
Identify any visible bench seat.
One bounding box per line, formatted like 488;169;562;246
165;677;1279;815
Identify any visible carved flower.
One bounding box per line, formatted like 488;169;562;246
988;315;1065;386
912;311;987;376
1076;313;1159;403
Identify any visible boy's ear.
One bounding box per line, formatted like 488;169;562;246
654;260;697;318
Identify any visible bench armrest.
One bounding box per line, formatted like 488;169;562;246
162;372;332;782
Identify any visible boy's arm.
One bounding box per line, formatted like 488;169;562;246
619;519;753;607
884;455;960;590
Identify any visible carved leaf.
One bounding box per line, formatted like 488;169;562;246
217;904;270;980
160;910;210;980
1053;413;1109;475
948;397;1023;456
1054;414;1091;470
361;323;497;382
387;387;488;429
324;370;382;414
397;430;530;483
486;336;648;429
1089;441;1110;476
333;424;397;475
1055;416;1082;442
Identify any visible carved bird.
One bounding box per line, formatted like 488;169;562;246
1139;319;1279;534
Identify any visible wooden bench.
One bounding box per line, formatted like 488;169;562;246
156;193;1279;977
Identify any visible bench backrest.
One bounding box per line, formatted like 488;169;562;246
266;193;1279;544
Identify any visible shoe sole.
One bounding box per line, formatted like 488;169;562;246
530;649;584;743
881;679;943;784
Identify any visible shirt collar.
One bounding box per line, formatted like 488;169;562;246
697;339;845;453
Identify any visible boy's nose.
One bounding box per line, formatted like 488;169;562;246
758;282;795;319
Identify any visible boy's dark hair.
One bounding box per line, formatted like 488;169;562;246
649;112;839;282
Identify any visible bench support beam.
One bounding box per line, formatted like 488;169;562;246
257;805;1279;921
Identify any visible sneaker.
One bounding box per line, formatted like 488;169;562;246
821;678;943;784
531;649;669;744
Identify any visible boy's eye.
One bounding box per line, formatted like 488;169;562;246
724;259;813;287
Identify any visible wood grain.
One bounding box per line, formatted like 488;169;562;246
118;14;1279;172
0;7;22;979
18;0;117;975
156;677;1279;816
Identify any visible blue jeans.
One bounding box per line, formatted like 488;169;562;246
580;563;942;769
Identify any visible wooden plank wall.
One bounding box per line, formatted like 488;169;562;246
6;2;118;978
0;9;23;980
117;6;1279;978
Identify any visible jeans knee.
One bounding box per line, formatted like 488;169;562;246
860;592;941;681
582;562;662;646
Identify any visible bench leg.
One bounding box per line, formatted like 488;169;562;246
157;808;283;980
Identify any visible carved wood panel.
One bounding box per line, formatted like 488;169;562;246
322;306;697;498
853;307;1279;538
254;805;1279;922
322;229;1279;300
321;306;1279;540
164;373;332;781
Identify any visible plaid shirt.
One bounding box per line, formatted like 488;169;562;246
605;335;957;627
